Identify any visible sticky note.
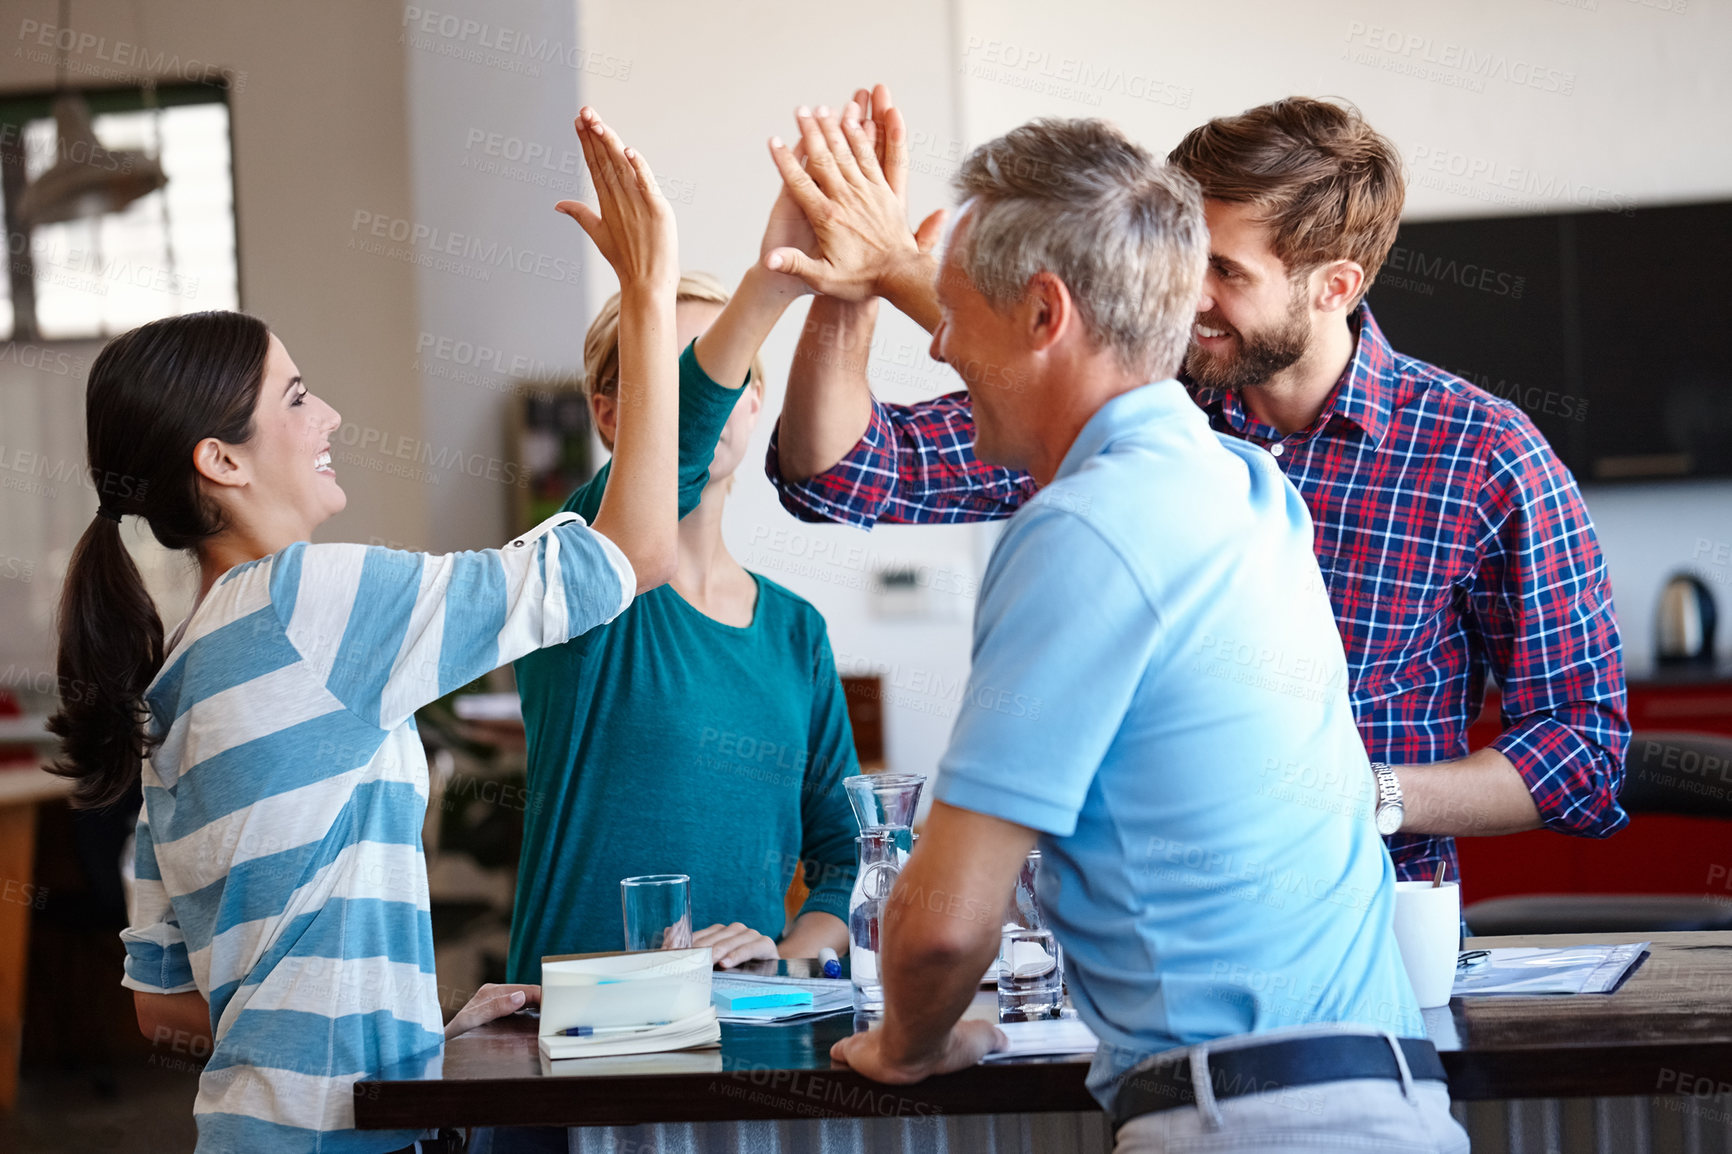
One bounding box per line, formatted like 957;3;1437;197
712;989;814;1011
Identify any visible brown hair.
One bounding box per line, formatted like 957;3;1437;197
582;271;765;406
1168;98;1404;305
48;311;271;809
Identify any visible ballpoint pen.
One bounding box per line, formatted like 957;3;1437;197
557;1021;671;1037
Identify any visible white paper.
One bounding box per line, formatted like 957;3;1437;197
981;1017;1099;1061
1451;943;1649;997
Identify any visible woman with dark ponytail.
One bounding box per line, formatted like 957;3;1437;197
47;110;679;1154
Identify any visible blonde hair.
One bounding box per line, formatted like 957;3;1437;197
581;271;766;403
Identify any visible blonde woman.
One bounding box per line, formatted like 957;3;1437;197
507;264;858;982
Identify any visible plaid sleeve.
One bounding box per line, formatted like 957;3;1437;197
1470;412;1630;837
765;392;1035;528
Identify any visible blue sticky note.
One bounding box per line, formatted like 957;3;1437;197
713;989;814;1011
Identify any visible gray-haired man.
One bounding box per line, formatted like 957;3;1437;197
767;107;1467;1152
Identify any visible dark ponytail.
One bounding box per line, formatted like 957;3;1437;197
48;311;272;809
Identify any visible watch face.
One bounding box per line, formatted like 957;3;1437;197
1376;804;1404;837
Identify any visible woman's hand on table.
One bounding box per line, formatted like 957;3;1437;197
445;983;540;1040
829;1019;1007;1083
693;922;780;968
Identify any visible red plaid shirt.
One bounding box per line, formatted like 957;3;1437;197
766;304;1629;882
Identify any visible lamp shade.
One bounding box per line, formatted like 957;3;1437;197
14;92;167;227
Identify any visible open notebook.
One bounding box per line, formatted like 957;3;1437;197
538;1007;721;1061
538;948;721;1060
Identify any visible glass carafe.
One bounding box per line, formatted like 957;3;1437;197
844;773;925;1018
847;828;902;1018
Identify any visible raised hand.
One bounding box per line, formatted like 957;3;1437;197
757;87;898;300
758;134;820;300
764;101;945;309
565;106;680;592
556;107;678;297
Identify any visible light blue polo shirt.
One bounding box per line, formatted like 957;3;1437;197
935;380;1423;1110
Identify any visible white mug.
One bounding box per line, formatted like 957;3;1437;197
1392;880;1460;1008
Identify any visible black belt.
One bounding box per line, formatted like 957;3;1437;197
382;1131;466;1154
1113;1035;1447;1130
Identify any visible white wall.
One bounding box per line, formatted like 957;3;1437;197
574;0;988;784
399;0;591;554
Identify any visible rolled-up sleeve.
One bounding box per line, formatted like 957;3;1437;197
936;506;1159;836
120;812;199;995
766;393;1034;528
1472;417;1630;837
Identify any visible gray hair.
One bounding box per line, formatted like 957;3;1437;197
952;119;1207;381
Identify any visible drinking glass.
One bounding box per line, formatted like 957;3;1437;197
990;848;1047;984
998;927;1064;1022
621;874;692;951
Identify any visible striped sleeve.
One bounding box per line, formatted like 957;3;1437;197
270;515;633;731
119;812;200;996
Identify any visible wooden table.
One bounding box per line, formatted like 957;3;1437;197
352;931;1732;1135
0;765;72;1112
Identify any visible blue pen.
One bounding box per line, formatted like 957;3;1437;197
558;1020;670;1037
819;947;841;979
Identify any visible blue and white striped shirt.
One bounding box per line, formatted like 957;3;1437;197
122;514;631;1153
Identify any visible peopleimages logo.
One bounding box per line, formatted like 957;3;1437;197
1407;145;1637;216
1383;246;1525;299
1343;21;1576;95
15;19;249;91
347;210;595;287
400;7;631;79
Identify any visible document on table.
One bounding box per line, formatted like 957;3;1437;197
1451;942;1649;996
980;1017;1100;1061
711;975;853;1023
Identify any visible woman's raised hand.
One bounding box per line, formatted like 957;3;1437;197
556;108;677;296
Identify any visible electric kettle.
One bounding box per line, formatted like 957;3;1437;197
1657;573;1718;666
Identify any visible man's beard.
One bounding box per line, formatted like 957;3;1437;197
1184;288;1311;393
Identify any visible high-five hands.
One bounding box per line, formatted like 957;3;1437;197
764;85;946;318
556;107;678;298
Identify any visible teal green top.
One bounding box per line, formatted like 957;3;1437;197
507;342;860;980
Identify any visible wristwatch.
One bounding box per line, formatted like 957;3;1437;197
1370;761;1405;836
